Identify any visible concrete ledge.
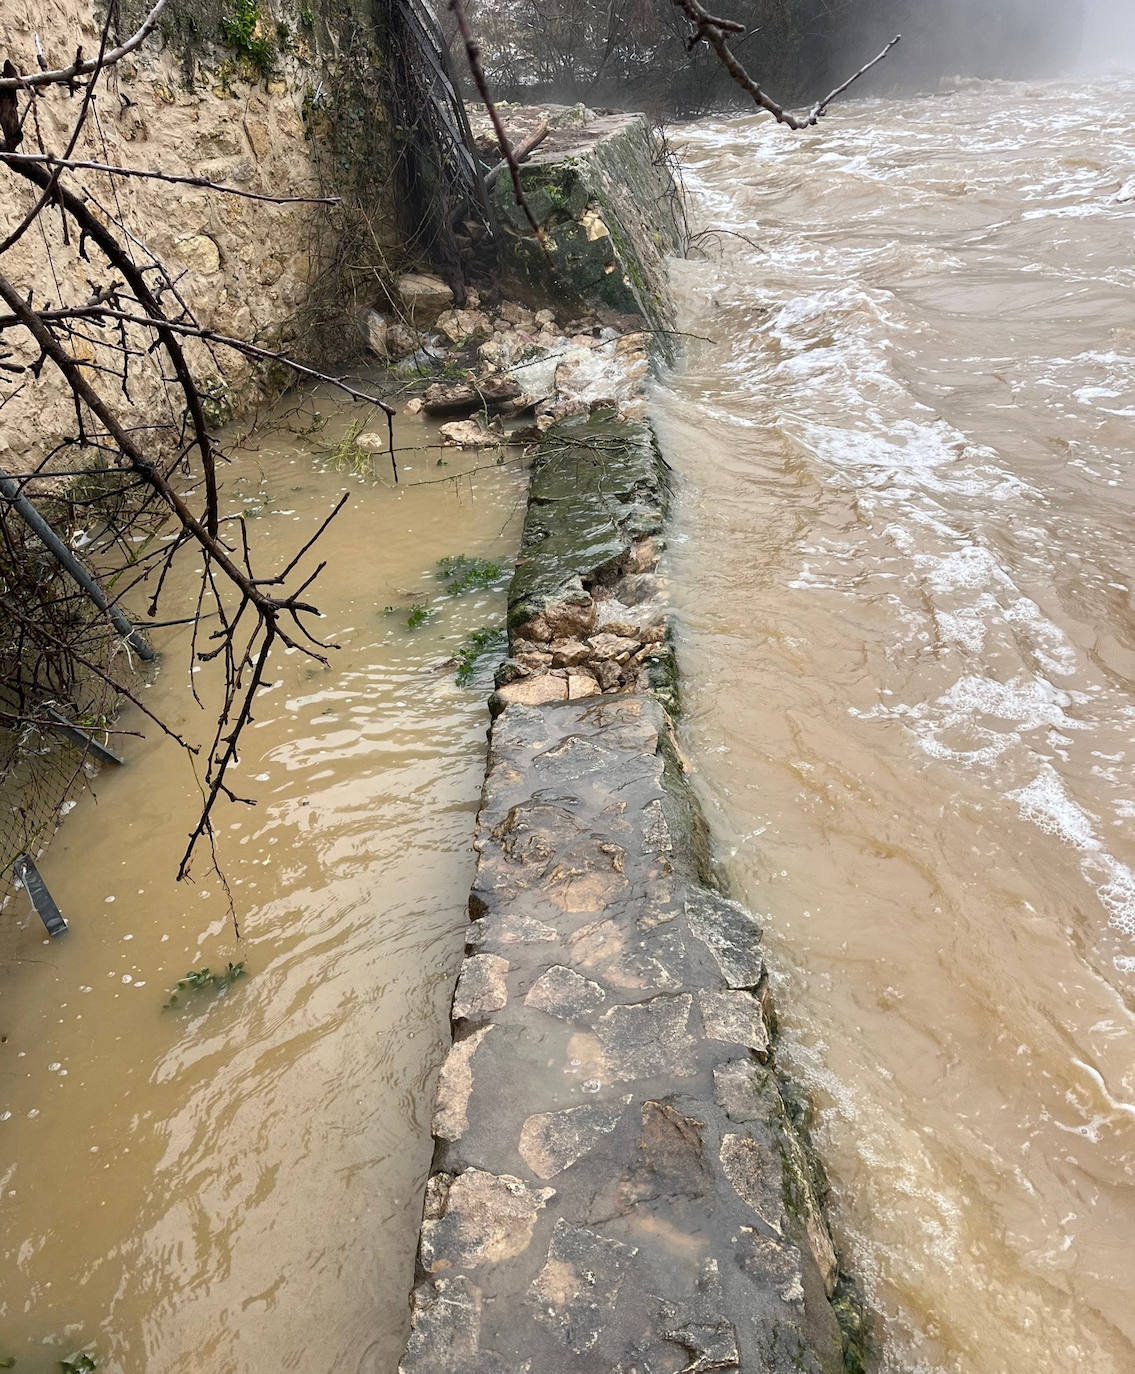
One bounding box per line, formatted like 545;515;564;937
400;416;861;1373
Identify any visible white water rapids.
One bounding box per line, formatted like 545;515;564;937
654;73;1135;1373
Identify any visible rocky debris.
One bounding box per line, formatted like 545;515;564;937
422;377;524;417
357;306;416;361
436;308;493;345
397;272;454;324
439;419;504;448
391;291;653;441
355;431;390;458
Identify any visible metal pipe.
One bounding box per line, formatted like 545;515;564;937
13;854;68;936
0;471;156;661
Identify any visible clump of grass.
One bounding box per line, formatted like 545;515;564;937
317;419;376;479
163;961;246;1010
60;1356;97;1373
437;554;506;595
454;627;507;686
406;604;433;629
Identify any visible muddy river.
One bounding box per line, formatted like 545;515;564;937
0;401;525;1371
654;75;1135;1373
3;70;1134;1374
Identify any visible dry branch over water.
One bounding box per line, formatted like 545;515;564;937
0;0;398;890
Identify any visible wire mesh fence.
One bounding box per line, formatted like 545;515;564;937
0;473;151;909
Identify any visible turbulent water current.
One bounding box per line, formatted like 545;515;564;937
653;75;1135;1373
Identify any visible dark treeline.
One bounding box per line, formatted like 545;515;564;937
464;0;1086;115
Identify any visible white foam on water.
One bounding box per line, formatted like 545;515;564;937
1008;766;1102;851
1007;767;1135;937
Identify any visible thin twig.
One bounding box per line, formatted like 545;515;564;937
0;152;341;204
0;0;169;91
0;300;397;416
448;0;553;264
807;35;903;122
671;0;900;130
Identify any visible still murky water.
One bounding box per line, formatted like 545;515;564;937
0;398;525;1371
655;77;1135;1373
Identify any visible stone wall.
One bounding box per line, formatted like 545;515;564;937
482;109;688;345
401;415;860;1374
0;0;402;474
400;122;866;1374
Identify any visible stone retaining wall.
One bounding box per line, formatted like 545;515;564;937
487;111;688;343
400;418;862;1370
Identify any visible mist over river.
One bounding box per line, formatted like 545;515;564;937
654;74;1135;1372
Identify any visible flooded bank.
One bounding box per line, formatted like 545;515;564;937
0;398;526;1372
654;76;1135;1374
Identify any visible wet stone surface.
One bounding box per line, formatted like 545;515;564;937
401;307;853;1370
401;699;848;1374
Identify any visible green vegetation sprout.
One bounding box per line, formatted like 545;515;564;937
437;554;506;595
219;0;277;76
317;419;378;480
164;962;246;1010
454;627;507;686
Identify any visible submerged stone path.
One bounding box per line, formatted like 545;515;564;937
400;413;858;1373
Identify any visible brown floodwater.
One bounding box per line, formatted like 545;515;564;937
0;397;526;1371
654;76;1135;1374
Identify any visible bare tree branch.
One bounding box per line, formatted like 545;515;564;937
0;0;170;91
0;301;398;417
671;0;900;129
0;152;343;205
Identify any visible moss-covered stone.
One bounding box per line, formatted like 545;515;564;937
491;113;687;341
509;413;669;632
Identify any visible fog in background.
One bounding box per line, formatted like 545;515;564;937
1079;0;1135;69
461;0;1133;116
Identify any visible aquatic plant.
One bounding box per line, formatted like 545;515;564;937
406;604;433;629
437;554;506;595
163;961;246;1010
454;627;507;686
59;1356;97;1374
317;419;373;479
